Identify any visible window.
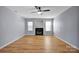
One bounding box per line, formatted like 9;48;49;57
45;21;52;31
28;22;33;31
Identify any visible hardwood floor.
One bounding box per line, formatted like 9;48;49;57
0;36;79;53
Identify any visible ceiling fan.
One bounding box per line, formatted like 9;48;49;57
31;6;50;15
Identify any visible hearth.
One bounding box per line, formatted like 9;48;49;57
35;28;43;35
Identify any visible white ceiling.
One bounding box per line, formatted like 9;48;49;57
7;6;71;18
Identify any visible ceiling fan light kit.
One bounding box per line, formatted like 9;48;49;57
37;12;42;15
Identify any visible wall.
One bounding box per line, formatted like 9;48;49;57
25;18;53;35
0;7;25;48
54;6;79;48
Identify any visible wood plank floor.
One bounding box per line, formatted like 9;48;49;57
0;36;79;53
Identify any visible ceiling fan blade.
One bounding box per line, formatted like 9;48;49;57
35;6;39;9
35;6;41;12
42;9;50;12
38;7;41;11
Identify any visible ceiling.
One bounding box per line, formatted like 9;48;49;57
7;6;71;18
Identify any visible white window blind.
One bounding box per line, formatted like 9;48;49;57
45;21;52;31
28;22;33;31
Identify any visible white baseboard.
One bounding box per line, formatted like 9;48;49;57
0;34;25;49
54;35;79;50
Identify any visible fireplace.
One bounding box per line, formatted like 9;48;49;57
35;28;43;35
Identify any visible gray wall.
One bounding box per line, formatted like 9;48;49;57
54;6;79;48
25;18;53;35
0;7;25;48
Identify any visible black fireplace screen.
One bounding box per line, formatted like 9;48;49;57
35;28;43;35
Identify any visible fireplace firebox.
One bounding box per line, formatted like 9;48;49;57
35;28;43;35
